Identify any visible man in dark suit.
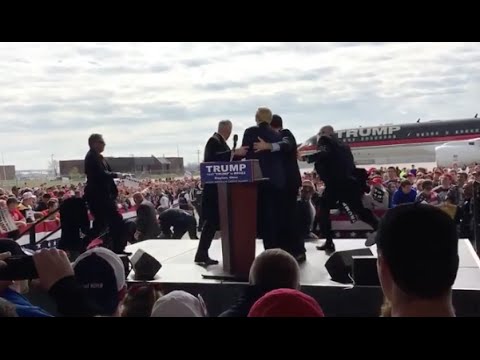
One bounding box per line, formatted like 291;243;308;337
308;125;379;252
242;107;286;250
159;207;198;239
194;120;248;265
253;114;305;261
132;192;161;242
195;120;246;265
83;134;127;254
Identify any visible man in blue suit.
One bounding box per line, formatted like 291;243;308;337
241;107;286;250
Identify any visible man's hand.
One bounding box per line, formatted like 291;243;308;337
0;251;11;270
33;249;74;292
234;146;248;157
134;231;142;241
253;137;273;153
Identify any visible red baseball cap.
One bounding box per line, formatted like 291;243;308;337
248;288;324;317
371;177;383;186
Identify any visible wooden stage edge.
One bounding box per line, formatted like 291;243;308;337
125;238;480;291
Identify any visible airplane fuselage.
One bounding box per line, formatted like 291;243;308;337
298;118;480;166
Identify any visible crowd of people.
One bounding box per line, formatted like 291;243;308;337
0;106;478;317
302;162;480;242
0;201;460;317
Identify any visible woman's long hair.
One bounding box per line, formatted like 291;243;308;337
120;284;163;317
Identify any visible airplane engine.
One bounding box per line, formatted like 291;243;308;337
435;138;480;168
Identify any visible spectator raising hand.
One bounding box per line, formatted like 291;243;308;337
33;248;74;291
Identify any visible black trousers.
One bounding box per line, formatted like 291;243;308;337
279;188;306;256
87;197;126;253
162;217;198;239
257;183;283;250
197;219;216;254
319;185;379;243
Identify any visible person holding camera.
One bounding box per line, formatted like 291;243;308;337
0;240;52;317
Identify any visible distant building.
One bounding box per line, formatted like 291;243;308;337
59;155;184;177
0;165;15;181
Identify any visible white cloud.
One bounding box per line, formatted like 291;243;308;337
0;41;479;169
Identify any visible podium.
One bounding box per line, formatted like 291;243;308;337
200;160;265;281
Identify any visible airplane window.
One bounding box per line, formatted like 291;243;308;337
416;133;419;137
476;129;479;132
421;133;424;137
446;131;449;135
435;131;439;135
393;135;396;139
460;130;464;134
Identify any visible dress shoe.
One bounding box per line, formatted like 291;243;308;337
316;241;335;252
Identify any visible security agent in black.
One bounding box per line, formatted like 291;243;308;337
308;125;379;251
83;134;128;254
158;207;199;240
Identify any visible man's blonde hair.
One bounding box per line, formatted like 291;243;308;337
249;249;300;290
255;107;273;125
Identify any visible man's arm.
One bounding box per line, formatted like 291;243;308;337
85;152;119;182
33;249;101;317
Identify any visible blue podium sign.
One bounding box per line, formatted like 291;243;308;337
200;161;253;184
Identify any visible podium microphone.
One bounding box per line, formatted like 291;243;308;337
231;134;238;161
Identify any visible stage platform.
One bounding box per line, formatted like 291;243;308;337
125;238;480;317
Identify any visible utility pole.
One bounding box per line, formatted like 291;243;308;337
197;149;201;165
177;145;180;158
51;154;56;177
1;152;6;184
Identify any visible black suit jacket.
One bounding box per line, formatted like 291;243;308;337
84;149;118;200
159;208;193;227
202;132;232;224
242;122;285;189
277;129;302;190
314;136;356;189
136;200;161;239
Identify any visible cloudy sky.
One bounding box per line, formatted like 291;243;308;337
0;42;479;170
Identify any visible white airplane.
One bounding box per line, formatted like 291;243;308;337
298;117;480;167
435;138;480;168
